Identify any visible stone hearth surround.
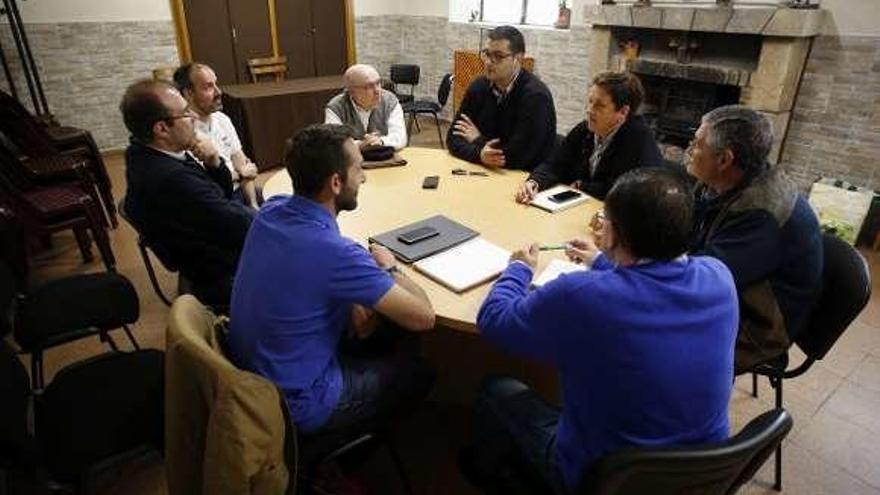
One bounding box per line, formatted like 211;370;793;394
585;4;825;164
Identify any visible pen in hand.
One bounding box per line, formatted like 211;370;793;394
452;168;489;177
538;244;569;251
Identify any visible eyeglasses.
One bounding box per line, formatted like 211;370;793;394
351;80;381;91
163;108;196;123
480;49;514;64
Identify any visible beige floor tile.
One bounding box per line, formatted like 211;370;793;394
793;408;880;489
816;343;870;379
776;364;845;422
739;439;880;495
850;354;880;393
825;380;880;436
838;319;880;358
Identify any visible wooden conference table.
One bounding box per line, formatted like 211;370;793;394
263;147;602;334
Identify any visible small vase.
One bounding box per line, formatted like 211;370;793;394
555;7;571;29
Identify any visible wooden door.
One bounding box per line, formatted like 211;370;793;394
227;0;273;83
183;0;237;84
277;0;317;78
310;0;348;76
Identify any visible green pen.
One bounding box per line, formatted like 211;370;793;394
539;244;568;251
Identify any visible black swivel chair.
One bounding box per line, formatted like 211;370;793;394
0;262;163;493
3;262;140;392
390;64;420;105
748;232;871;490
118;197;190;307
404;73;453;148
579;409;793;495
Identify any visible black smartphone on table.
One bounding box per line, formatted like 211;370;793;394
422;176;439;189
397;226;440;245
548;190;582;203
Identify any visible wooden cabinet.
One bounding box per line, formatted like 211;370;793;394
174;0;353;84
221;76;346;170
277;0;348;78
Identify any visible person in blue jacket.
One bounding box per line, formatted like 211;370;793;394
464;167;739;493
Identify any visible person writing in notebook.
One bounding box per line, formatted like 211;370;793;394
515;71;662;202
463;167;738;493
228;124;435;445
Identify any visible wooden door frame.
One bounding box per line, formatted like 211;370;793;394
169;0;356;67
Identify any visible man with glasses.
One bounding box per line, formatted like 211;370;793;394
325;64;407;150
464;167;738;493
447;25;556;171
120;79;254;310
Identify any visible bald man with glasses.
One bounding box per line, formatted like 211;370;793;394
447;25;556;171
325;64;407;150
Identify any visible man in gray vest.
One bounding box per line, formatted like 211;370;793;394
325;64;407;150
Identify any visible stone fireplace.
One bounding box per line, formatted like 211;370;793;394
584;4;826;164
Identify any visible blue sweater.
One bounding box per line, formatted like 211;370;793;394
477;255;738;488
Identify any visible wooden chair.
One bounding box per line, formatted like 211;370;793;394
0;89;117;228
0;141;115;270
247;56;288;83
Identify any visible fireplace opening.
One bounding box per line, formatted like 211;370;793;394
638;74;741;162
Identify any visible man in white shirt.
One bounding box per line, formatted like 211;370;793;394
324;64;407;150
174;63;260;209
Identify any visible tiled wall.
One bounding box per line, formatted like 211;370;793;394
780;36;880;191
0;21;178;150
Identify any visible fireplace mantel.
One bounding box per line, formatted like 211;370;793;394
585;5;825;37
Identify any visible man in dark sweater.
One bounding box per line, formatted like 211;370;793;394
120;79;254;309
447;25;556;171
687;105;822;372
516;71;663;202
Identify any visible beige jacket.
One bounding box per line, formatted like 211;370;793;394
165;295;294;495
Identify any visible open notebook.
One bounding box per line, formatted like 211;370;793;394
413;238;510;293
532;259;588;287
530;185;591;213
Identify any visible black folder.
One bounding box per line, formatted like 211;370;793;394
369;215;479;263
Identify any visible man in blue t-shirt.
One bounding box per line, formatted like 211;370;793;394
464;168;739;493
228;124;435;437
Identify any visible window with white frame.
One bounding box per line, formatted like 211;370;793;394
449;0;561;27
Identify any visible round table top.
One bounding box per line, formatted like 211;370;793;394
262;147;601;332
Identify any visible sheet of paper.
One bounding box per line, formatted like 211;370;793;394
532;258;588;287
414;237;510;293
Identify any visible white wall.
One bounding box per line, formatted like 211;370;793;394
354;0;401;16
16;0;172;23
821;0;880;37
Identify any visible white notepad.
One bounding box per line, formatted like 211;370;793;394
413;238;510;293
530;185;590;213
532;259;588;287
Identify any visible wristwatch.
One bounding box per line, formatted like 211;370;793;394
385;265;401;275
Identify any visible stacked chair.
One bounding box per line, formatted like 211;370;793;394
0;262;164;494
0;90;116;270
0;89;116;228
